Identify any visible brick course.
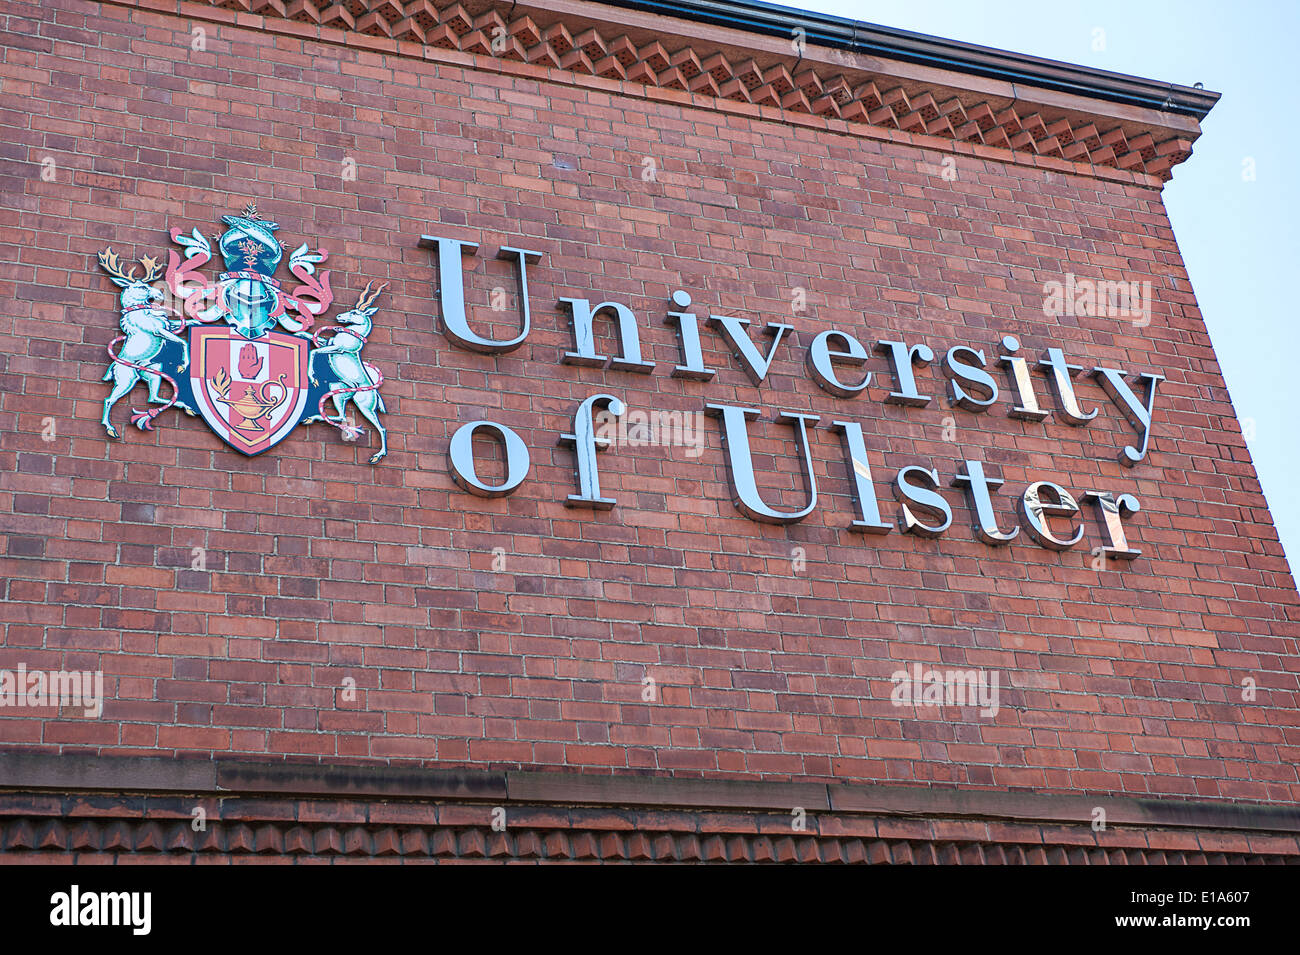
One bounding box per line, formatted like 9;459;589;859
0;0;1297;810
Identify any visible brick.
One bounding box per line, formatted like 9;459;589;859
0;0;1292;844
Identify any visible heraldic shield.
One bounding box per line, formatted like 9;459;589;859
189;327;310;455
95;201;390;463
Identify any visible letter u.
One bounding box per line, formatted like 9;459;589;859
419;235;541;354
705;404;820;524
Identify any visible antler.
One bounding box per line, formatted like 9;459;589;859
356;281;387;312
97;247;137;283
138;254;164;285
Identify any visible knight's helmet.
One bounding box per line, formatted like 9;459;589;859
219;202;284;340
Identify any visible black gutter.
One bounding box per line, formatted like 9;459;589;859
601;0;1220;119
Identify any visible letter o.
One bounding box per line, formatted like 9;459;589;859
448;420;530;498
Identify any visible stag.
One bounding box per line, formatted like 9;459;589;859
309;281;388;463
98;249;189;437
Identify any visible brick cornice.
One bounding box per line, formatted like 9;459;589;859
0;754;1296;862
89;0;1202;186
4;753;1298;835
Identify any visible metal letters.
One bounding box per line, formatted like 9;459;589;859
560;394;626;508
663;290;717;381
942;346;999;411
1083;491;1142;559
874;341;934;407
421;235;540;354
706;404;820;524
895;466;953;537
998;336;1049;421
1092;367;1163;467
707;315;793;385
952;461;1019;544
448;420;531;497
411;239;1172;562
1039;347;1098;425
808;330;872;398
830;420;892;534
1020;481;1084;550
561;298;656;372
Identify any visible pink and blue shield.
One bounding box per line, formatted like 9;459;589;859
189;326;310;455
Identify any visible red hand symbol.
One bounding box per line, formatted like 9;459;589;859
238;343;263;379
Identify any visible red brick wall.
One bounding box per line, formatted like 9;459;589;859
2;0;1297;804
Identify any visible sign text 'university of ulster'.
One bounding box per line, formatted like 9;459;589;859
96;206;1162;560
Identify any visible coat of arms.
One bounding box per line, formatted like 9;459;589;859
97;202;389;463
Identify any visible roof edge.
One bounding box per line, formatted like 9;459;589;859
90;0;1211;183
605;0;1221;119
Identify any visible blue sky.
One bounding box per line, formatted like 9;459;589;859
794;0;1299;569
